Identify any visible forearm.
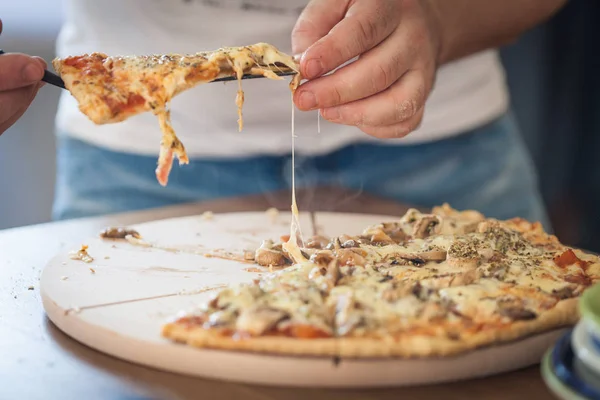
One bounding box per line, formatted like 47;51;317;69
427;0;568;64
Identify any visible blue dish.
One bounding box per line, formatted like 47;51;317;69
551;330;600;400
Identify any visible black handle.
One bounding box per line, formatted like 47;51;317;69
0;49;65;89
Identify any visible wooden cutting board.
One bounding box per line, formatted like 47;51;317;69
40;211;565;387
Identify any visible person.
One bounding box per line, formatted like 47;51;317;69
1;0;567;228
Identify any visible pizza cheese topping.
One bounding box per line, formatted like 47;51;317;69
162;205;600;357
53;43;301;186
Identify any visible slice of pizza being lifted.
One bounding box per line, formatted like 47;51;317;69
52;43;302;186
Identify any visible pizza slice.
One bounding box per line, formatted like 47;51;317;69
52;43;301;186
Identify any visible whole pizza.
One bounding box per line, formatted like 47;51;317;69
161;205;600;358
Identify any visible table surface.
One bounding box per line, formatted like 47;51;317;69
0;188;555;400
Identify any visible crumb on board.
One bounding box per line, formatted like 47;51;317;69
69;245;94;263
104;256;110;260
89;268;96;274
65;306;81;315
99;227;141;240
201;211;214;220
60;276;68;281
27;286;34;291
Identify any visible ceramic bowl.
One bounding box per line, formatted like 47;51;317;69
545;330;600;400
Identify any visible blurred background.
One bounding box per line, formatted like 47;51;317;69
0;0;598;252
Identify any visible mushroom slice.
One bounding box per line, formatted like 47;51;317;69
334;293;363;336
412;215;442;239
236;306;289;335
336;248;367;266
206;310;237;327
255;240;290;267
325;258;341;287
369;228;395;245
310;250;335;267
496;297;537;321
396;250;447;265
305;235;331;249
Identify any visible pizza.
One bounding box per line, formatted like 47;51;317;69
161;205;600;358
52;43;301;186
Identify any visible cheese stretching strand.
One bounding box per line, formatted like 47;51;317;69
52;43;300;186
282;74;307;264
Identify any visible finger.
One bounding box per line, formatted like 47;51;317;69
0;53;46;91
320;70;427;127
300;0;401;79
294;30;413;110
359;107;425;139
292;0;349;55
0;82;41;134
0;83;39;120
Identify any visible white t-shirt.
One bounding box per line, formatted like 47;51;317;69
55;0;509;158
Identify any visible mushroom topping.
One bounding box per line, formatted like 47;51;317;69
206;310;237;327
310;250;335;267
334;294;363;336
381;222;408;242
551;285;576;300
325;259;341;287
236;306;289;335
412;215;442;239
411;282;437;301
336;248;367;266
325;237;342;251
255;240;290;267
399;250;447;264
369;228;395;245
305;235;331;249
100;227;141;240
496;298;537;321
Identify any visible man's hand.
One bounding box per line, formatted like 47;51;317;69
0;19;46;136
292;0;441;139
292;0;567;139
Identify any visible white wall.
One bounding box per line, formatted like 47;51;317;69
0;1;64;229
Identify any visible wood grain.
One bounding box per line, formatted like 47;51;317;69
0;187;552;400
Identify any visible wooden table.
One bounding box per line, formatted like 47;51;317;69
0;188;554;400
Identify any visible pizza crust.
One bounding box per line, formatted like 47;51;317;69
162;298;578;358
162;323;339;356
336;298;578;358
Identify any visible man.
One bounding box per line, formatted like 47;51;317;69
0;0;567;227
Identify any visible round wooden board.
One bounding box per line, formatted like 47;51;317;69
41;211;565;388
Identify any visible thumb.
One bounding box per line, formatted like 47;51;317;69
291;0;349;55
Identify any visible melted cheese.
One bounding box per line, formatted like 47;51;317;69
282;75;307;264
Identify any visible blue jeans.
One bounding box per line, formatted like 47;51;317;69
53;112;550;229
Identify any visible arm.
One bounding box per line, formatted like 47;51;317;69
430;0;568;64
292;0;568;139
0;19;46;135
